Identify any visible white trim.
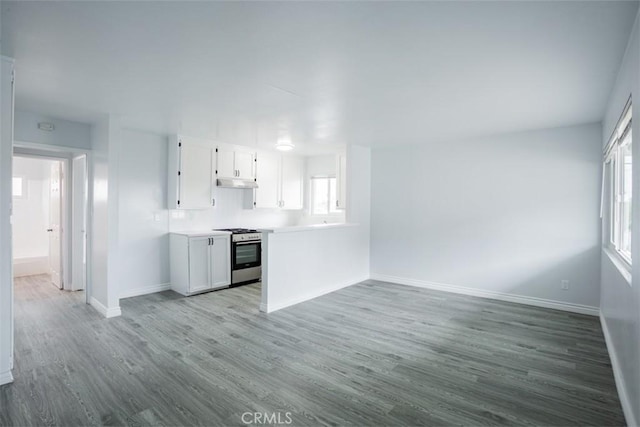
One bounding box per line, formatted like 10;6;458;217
603;247;633;285
261;276;368;313
600;313;637;427
89;296;121;318
120;283;171;299
0;369;13;385
13;140;92;156
370;274;599;316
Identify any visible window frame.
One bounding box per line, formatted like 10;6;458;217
309;175;340;216
604;99;632;266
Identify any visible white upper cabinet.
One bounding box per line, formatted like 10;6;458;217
216;144;256;180
254;151;280;209
168;135;215;209
253;151;304;210
235;150;255;180
280;155;304;210
336;154;347;210
216;147;236;179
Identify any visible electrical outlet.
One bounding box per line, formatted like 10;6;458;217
561;280;569;290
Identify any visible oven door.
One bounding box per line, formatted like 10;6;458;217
232;240;261;270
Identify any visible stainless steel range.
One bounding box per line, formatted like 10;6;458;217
215;228;262;285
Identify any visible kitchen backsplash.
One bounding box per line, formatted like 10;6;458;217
169;187;303;231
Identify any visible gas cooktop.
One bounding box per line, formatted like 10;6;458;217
214;228;259;234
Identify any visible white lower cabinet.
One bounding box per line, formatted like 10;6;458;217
170;233;231;296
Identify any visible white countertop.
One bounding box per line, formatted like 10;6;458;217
170;230;232;237
259;223;358;234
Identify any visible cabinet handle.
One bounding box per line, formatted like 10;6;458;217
336;200;339;208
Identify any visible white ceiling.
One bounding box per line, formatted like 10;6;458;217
1;1;638;151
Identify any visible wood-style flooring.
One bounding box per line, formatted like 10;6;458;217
0;274;625;426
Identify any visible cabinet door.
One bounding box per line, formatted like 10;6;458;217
210;235;231;289
180;143;213;209
336;154;347;210
280;155;304;210
254;151;280;208
235;150;255;180
216;147;236;179
188;237;212;293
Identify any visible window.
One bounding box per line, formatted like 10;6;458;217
12;176;25;199
605;100;632;264
310;176;339;215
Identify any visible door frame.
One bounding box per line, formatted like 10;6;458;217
13;142;92;303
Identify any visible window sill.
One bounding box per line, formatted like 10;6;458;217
603;247;632;286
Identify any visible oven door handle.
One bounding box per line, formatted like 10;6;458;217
234;241;260;245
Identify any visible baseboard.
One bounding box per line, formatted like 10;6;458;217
600;313;637;427
0;369;13;386
120;283;171;299
13;256;48;278
261;276;368;313
89;297;121;319
370;274;599;316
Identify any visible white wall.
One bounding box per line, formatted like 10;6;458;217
118;129;170;297
600;11;640;427
89;115;121;317
261;225;369;312
12;157;52;259
371;123;602;312
15;110;91;150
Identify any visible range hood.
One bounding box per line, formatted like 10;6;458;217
216;178;258;189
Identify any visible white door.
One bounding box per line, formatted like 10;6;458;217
280;156;304;210
255;151;280;208
180;142;212;209
216;147;236;179
188;237;212;293
336;154;347;210
71;155;87;291
49;161;63;289
210;235;231;289
235;150;255;180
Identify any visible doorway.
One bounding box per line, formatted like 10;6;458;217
11;151;88;296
